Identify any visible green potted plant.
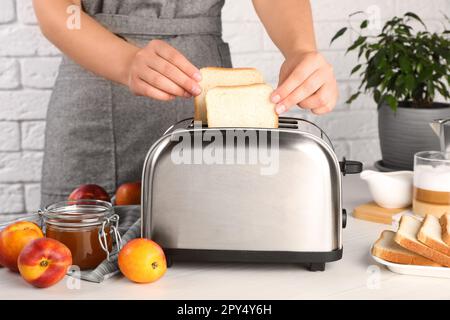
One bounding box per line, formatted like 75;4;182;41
332;12;450;170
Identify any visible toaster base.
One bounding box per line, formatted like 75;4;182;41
164;248;343;272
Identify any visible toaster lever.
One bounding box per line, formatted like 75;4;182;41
339;158;363;176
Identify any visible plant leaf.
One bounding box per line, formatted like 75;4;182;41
373;89;381;104
330;27;347;45
405;12;427;29
416;62;423;74
360;20;369;29
346;36;367;53
404;74;415;91
351;64;362;75
349;11;365;17
384;94;398;111
346;92;361;104
399;55;412;72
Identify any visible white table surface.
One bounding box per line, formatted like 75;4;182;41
1;174;450;300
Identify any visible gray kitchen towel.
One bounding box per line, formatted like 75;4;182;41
69;205;141;283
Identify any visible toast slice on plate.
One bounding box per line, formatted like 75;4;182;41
395;215;450;267
418;214;450;256
194;67;264;124
372;230;440;266
205;83;278;128
440;213;450;246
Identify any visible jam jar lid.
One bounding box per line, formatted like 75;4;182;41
40;199;114;228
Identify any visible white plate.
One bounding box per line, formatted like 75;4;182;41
371;253;450;279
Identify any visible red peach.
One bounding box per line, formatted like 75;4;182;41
68;184;111;202
115;182;141;206
18;238;72;288
0;221;44;272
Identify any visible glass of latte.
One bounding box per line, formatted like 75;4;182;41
413;151;450;217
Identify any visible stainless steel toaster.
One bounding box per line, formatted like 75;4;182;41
141;117;362;271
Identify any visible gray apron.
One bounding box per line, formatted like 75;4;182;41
41;0;232;207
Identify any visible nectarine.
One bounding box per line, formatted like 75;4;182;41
0;221;44;272
115;182;141;206
118;238;166;284
68;184;111;202
18;238;72;288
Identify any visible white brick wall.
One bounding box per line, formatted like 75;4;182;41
0;0;15;24
0;58;20;88
0;0;448;216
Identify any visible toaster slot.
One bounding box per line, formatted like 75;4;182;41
278;123;299;129
278;118;298;125
283;117;334;148
187;120;208;129
183;117;332;149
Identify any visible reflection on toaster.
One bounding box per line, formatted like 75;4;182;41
170;121;280;176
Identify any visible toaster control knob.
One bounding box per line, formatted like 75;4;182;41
342;209;347;228
339;158;363;176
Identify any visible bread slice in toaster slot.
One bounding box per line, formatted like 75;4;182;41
194;67;265;124
205;84;278;129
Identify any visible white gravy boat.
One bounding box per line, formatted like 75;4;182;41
360;170;413;209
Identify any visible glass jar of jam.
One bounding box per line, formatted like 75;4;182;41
39;200;121;270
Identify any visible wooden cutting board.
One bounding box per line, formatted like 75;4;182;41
353;202;410;225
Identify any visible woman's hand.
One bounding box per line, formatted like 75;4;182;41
127;39;202;101
271;51;338;115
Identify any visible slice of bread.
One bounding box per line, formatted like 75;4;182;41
395;215;450;267
194;67;264;123
372;230;440;266
418;214;450;256
440;213;450;246
205;84;278;128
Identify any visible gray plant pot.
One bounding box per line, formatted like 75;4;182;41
378;102;450;170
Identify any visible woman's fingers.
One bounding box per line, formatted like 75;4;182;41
151;40;202;81
139;67;190;98
132;78;175;101
311;106;332;115
146;53;201;96
275;66;330;114
128;39;202;101
270;53;323;104
299;83;337;114
272;51;338;115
